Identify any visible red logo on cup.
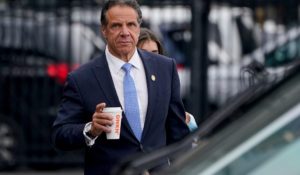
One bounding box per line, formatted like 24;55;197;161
115;114;121;134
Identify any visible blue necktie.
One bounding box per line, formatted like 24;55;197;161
122;63;142;141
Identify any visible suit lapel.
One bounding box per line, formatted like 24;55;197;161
91;55;121;107
138;50;159;140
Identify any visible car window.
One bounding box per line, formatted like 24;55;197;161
163;65;300;175
201;104;300;175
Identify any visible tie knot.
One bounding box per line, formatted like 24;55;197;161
122;63;132;73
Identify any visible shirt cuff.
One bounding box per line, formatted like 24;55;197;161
83;122;98;147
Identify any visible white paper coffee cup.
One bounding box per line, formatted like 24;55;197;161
103;107;122;140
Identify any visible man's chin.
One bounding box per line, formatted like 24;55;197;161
118;47;134;54
118;44;133;49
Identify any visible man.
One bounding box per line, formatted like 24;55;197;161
51;1;190;175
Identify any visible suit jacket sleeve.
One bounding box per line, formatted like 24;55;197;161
166;59;190;144
52;74;87;150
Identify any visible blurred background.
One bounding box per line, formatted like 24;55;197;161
0;0;299;173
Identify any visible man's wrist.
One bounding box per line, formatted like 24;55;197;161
86;130;96;139
84;122;96;139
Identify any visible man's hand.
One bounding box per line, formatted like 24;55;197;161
185;112;190;124
89;103;113;137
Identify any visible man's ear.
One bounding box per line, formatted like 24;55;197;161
100;26;106;39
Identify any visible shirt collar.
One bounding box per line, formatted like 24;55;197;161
105;46;142;71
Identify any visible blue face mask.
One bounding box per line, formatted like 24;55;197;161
187;113;198;132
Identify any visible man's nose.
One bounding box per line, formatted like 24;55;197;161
120;26;130;35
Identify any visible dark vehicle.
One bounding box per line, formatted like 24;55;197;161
0;7;104;170
0;47;83;170
113;56;300;175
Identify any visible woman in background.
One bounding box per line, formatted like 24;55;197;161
137;27;198;132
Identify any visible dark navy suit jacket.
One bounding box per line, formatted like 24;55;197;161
52;49;190;175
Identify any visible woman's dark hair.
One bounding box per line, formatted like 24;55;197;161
137;28;165;55
100;0;142;26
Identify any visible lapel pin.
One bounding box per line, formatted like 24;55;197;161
151;75;156;81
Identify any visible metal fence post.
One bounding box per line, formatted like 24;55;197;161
188;0;210;123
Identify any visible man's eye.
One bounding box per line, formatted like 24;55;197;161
111;24;120;29
128;23;137;28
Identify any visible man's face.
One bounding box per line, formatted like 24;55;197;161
101;5;140;61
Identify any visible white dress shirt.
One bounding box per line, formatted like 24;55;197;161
105;47;148;128
84;47;148;146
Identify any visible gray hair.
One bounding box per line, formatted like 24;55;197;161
100;0;142;26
